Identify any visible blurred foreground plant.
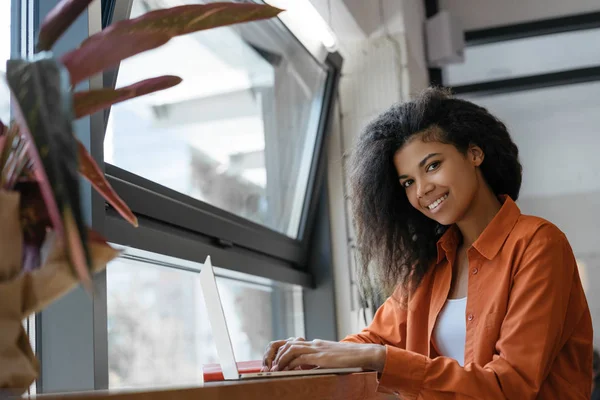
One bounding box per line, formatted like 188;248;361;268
0;0;281;393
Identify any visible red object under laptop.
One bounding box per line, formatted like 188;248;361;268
203;360;263;382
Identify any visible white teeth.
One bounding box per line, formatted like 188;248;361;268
427;194;448;210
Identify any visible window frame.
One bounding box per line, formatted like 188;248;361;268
101;0;343;281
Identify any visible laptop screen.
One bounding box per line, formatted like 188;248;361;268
199;256;240;379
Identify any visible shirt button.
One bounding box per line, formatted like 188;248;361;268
468;314;474;321
472;268;478;275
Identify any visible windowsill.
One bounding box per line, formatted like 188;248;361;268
26;372;394;400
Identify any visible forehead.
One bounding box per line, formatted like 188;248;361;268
393;138;457;170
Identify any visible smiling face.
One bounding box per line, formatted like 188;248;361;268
393;134;485;226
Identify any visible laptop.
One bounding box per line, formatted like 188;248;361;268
199;256;363;380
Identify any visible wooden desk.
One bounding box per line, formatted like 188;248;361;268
32;372;396;400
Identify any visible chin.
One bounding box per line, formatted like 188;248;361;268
425;205;460;225
430;214;456;226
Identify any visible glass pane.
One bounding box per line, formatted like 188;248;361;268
106;255;304;389
104;0;329;238
444;28;600;85
0;0;11;122
462;81;600;198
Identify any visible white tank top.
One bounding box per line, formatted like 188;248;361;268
432;297;467;366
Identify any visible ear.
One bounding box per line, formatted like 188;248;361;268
467;144;484;167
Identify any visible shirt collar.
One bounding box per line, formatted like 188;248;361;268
436;195;521;262
436;225;459;263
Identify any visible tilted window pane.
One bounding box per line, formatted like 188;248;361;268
106;255;304;389
444;28;600;86
104;0;329;238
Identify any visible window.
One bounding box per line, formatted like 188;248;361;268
95;0;340;392
0;0;11;123
105;0;329;238
106;253;304;389
444;28;600;86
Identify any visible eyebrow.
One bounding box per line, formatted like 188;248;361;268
398;153;442;180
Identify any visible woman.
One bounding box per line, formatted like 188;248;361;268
262;88;593;399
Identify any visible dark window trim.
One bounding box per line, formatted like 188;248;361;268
437;11;600;95
464;11;600;46
105;164;305;265
451;66;600;96
298;51;343;243
104;211;313;287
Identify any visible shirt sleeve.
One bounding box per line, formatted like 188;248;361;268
376;224;591;400
340;292;407;348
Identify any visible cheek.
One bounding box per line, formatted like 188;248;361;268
451;166;479;202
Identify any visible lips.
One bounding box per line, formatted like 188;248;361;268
426;193;448;211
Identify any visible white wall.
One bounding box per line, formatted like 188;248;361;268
440;0;600;30
310;0;429;339
328;33;411;338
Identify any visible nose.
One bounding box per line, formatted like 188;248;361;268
416;179;435;199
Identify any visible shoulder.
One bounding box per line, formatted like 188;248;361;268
509;214;576;274
511;213;569;247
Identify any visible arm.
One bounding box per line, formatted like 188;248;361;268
269;294;407;373
340;291;407;348
262;294;407;372
378;224;590;400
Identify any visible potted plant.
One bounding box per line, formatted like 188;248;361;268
0;0;281;394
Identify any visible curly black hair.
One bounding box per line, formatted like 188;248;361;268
349;87;522;297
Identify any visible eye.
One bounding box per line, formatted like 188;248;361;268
426;161;441;172
401;179;413;188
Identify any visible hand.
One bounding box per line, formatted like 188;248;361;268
267;339;386;373
262;337;306;372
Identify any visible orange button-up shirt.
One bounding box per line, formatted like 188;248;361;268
343;196;593;399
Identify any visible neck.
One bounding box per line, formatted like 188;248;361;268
456;182;502;248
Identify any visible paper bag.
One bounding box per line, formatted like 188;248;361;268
0;191;120;393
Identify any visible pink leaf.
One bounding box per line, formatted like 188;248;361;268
37;0;96;52
6;57;92;286
61;3;282;85
7;93;63;238
77;140;138;227
62;32;171;85
89;3;283;38
73;75;182;118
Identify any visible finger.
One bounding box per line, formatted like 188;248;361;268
274;345;315;371
262;340;287;370
272;341;293;368
263;337;299;370
273;340;310;368
287;354;315;371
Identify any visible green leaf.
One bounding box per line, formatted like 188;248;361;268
6;54;92;288
36;0;96;52
61;3;282;85
73;75;182;118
